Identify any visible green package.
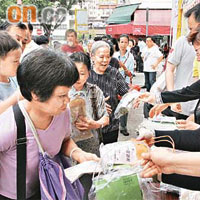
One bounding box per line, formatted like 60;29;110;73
94;173;143;200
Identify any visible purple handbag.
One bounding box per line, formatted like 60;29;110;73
39;153;84;200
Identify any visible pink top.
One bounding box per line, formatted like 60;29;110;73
0;106;71;199
61;44;84;56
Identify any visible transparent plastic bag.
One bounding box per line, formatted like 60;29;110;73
160;182;180;195
99;140;149;168
90;168;143;200
138;117;177;132
139;178;180;200
88;140;150;200
180;188;200;200
138;177;162;200
114;90;140;119
69;93;93;142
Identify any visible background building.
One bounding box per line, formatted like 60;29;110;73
32;0;172;43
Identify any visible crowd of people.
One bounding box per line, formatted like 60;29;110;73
135;3;200;191
0;2;200;200
0;18;139;199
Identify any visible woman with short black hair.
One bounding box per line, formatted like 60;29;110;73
0;49;99;199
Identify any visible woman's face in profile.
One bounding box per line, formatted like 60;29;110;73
128;40;134;48
74;62;89;89
92;46;110;74
35;86;71;116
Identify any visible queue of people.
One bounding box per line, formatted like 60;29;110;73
0;19;135;199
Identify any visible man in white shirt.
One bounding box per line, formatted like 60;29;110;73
142;37;163;92
21;23;41;59
138;38;146;53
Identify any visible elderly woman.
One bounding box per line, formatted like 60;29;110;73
0;49;98;199
87;41;129;144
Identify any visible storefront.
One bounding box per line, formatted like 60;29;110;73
106;4;172;38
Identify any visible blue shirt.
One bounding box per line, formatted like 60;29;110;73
114;50;135;84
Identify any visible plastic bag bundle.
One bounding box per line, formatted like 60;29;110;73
138;177;180;200
99;140;149;169
160;182;180;195
138;117;177;133
114;90;140;119
69;92;93;142
90;167;143;200
180;188;200;200
89;140;149;200
151;115;176;124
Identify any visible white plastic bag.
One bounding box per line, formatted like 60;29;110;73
99;140;149;168
114;90;140;119
180;188;200;200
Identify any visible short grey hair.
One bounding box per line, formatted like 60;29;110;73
91;41;110;55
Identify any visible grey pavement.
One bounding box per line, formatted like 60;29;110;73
118;72;146;141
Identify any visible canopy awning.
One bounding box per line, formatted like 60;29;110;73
107;4;140;24
106;24;171;36
106;9;172;36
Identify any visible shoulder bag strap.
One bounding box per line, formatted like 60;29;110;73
90;85;103;144
123;52;133;84
123;52;129;65
13;104;27;200
18;102;45;155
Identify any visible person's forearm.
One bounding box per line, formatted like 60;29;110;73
173;166;200;177
187;114;194;122
155;56;163;66
170;152;200;177
61;138;83;162
165;64;175;91
62;138;79;156
162;174;200;191
161;80;200;103
0;94;18;114
155;128;200;151
61;137;99;163
96;116;109;128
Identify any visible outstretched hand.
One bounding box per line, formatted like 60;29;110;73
149;104;169;118
133;92;156;109
140;147;175;178
78;151;100;163
171;103;182;113
75;116;99;130
176;120;200;130
73;149;100;163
